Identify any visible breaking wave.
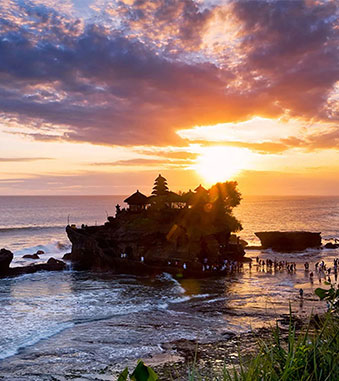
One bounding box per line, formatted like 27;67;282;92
14;240;70;256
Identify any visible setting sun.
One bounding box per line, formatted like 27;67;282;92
195;146;251;185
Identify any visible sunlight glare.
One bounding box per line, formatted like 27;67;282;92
195;146;250;185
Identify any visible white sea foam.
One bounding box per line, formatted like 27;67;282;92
204;296;228;304
169;295;191;304
0;322;74;360
14;240;70;256
161;272;186;294
10;240;71;267
0;273;165;361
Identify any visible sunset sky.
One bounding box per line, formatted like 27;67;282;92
0;0;338;195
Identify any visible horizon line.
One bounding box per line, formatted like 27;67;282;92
0;194;339;197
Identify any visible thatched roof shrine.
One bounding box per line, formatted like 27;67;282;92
124;190;149;205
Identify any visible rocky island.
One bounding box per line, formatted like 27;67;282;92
66;175;246;277
255;231;322;251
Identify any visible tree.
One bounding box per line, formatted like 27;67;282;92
208;181;242;232
151;174;169;196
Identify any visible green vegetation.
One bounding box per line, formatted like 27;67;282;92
118;360;159;381
213;314;339;381
118;286;339;380
315;283;339;312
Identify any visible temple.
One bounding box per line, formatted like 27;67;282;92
123;174;189;212
124;190;149;212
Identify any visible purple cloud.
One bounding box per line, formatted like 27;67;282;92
0;0;337;148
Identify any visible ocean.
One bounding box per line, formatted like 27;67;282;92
0;195;338;379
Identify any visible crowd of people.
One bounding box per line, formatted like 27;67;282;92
255;257;298;272
309;259;339;283
119;248;339;281
166;258;245;274
254;256;339;285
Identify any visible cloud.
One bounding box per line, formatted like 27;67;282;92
91;158;185;166
177;117;339;153
0;157;53;162
231;0;339;120
91;158;166;166
91;156;195;169
282;127;339;150
0;0;337;148
1;168;338;196
0;169;202;195
138;150;199;160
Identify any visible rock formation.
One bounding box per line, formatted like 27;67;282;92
66;212;245;276
324;242;339;249
23;253;40;259
62;253;72;260
0;248;13;274
0;248;66;278
66;178;245;276
255;231;322;252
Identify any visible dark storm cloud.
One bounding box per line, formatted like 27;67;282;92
0;0;338;148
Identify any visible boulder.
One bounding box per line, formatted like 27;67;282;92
23;253;40;259
36;250;45;255
254;231;322;252
0;248;13;274
62;253;72;260
324;242;339;249
46;257;66;270
5;260;66;277
0;252;66;278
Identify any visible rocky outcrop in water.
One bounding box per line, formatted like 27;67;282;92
23;253;40;259
324;242;339;249
66;178;246;276
66;211;246;276
62;253;72;260
0;248;66;278
254;231;322;252
0;248;13;274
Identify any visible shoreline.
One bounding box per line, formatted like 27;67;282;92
110;310;312;380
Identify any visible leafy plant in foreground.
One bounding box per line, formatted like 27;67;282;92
118;360;159;381
315;283;339;313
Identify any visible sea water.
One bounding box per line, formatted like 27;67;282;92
0;196;338;379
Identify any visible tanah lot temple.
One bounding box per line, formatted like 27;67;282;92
122;174;207;213
66;174;247;277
